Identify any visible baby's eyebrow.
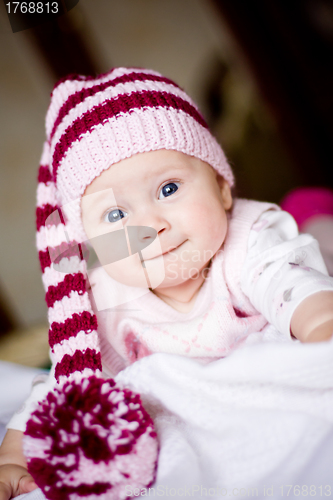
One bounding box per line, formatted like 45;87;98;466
83;188;119;211
143;162;188;179
84;163;189;209
157;163;187;172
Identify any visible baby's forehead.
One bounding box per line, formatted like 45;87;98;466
112;151;218;179
83;150;221;202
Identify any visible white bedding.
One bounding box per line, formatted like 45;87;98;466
2;329;333;499
0;362;45;444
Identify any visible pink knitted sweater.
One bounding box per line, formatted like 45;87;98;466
88;199;277;375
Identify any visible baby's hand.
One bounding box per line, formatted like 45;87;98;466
291;291;333;342
0;464;37;500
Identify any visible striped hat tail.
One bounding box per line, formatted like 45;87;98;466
36;140;102;383
24;139;158;499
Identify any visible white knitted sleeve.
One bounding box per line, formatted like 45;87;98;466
240;209;333;338
6;356;56;432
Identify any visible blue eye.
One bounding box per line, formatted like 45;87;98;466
106;209;126;223
159;182;179;199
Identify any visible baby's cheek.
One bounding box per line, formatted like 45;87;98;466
197;208;228;249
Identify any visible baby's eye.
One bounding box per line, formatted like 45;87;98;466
159;182;180;199
105;208;127;223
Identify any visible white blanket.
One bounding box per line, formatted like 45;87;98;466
0;362;45;444
115;330;333;498
3;329;333;499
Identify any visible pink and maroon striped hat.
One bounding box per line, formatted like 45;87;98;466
23;67;233;499
45;67;233;243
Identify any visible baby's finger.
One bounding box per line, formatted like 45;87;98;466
18;474;38;495
0;481;12;500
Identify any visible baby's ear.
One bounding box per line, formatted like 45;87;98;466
216;174;233;210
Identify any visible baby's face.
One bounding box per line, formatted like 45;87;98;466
81;150;232;291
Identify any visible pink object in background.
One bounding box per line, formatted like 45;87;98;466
281;187;333;276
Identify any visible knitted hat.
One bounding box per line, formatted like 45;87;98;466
23;67;234;499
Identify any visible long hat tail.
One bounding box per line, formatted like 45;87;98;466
23;140;158;500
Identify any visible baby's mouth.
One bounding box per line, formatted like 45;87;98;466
145;241;186;260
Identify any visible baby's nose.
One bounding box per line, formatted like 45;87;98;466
131;207;170;236
127;226;157;255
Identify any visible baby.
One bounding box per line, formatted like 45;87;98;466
1;67;333;499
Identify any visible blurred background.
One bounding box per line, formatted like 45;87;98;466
0;0;333;367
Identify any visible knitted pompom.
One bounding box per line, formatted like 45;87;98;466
23;376;158;500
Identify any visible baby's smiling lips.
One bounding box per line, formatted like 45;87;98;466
145;241;185;260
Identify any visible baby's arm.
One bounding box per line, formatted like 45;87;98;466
291;291;333;342
0;429;37;500
241;208;333;342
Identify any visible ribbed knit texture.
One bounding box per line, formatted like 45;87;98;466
36;141;101;384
